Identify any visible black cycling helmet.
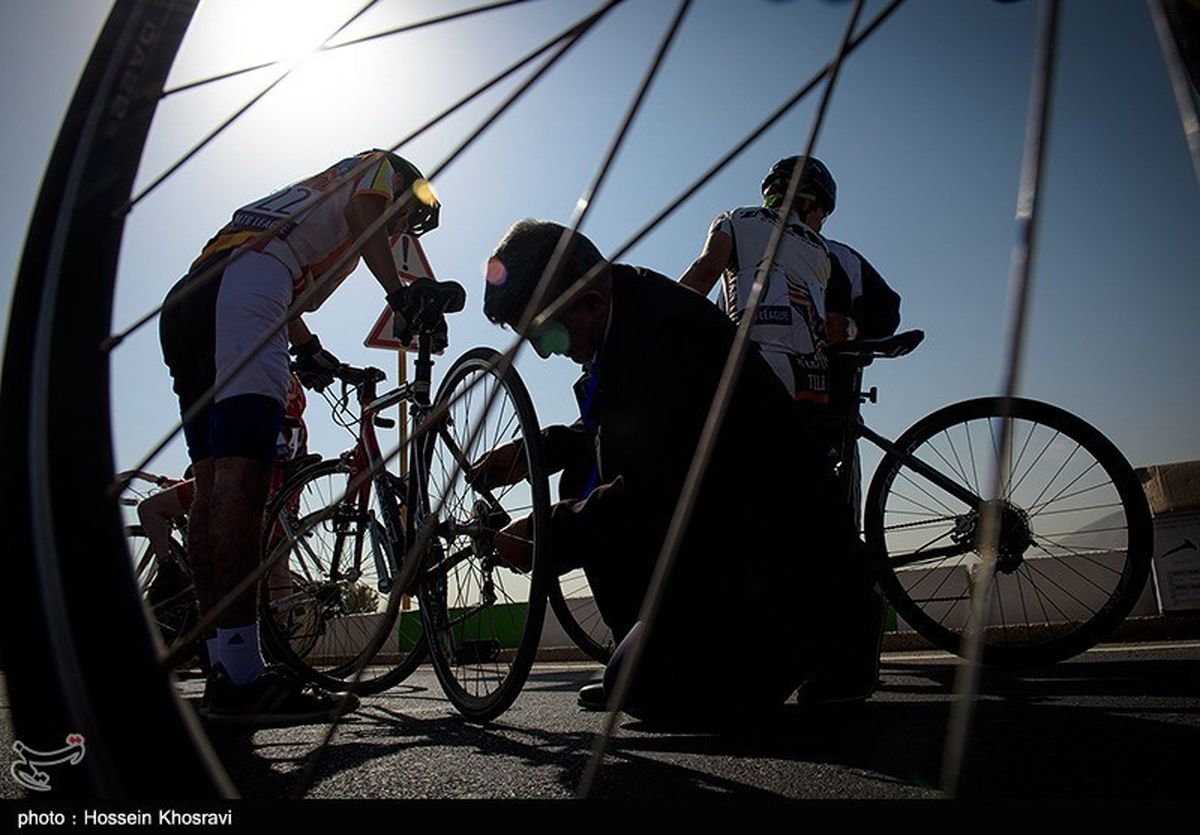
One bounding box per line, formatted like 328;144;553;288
761;155;836;214
383;151;440;237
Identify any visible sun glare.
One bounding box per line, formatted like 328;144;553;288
193;1;355;72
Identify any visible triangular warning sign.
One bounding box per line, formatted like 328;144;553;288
364;233;438;351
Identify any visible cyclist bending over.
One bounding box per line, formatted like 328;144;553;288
472;220;854;725
158;149;439;724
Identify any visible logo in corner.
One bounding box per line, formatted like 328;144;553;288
10;734;86;792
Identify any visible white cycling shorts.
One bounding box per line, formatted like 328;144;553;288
213;250;292;407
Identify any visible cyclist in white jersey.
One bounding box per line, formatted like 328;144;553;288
158;149;439;724
679;156;853;407
679;156;901;703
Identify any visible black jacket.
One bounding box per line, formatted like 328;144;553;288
544;266;846;653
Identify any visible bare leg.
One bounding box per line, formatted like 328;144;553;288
208;455;273;628
136;481;190;570
187;460;216;619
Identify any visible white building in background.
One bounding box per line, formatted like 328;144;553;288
1141;461;1200;613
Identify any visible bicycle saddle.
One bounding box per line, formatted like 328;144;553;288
401;276;467;315
390;277;467;343
827;329;924;361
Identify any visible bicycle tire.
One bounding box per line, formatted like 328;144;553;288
260;457;428;695
547;570;613;663
418;347;551;722
0;0;229;797
865;397;1153;666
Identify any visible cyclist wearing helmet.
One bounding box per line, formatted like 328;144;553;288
680;155;900;398
158;149;439;724
679;155;900;703
679;155;852;406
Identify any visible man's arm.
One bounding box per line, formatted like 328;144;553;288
286;316;340;390
344;191;403;296
468;421;593;489
825;253;854;345
678;228;732;296
287;317;314;349
851;249;901;338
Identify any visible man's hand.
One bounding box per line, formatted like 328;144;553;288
290;334;340;392
493;515;533;573
467;441;529;490
826;312;853;346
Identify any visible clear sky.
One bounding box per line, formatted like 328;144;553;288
2;0;1197;485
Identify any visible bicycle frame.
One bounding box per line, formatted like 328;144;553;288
827;344;985;570
293;329;495;602
286;335;435;599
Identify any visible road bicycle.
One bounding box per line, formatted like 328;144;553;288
819;329;1155;666
256;374;428;695
548;329;1155;668
260;297;552;719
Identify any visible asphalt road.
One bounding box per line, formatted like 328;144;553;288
4;641;1199;802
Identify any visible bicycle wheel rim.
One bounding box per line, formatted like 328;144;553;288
548;570;613;663
418;347;551;721
261;458;427;695
866;397;1153;666
0;0;227;796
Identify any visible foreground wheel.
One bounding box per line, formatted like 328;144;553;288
866;397;1153;666
0;0;228;796
261;458;427;695
418;348;551;721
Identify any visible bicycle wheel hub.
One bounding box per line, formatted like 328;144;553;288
978;500;1035;574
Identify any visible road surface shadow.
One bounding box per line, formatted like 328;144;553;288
199;658;1200;798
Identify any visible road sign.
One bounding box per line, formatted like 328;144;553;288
364;233;438;350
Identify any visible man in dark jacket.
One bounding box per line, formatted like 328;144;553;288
473;219;854;723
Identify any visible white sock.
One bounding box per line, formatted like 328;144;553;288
216;624;265;686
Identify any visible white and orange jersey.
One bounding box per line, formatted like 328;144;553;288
193;150;401;312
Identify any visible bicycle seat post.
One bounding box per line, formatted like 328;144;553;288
412;329;434;408
827;353;865;517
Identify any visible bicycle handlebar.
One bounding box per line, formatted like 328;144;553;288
288;361;387;387
115;469;181;489
333;364;388;387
